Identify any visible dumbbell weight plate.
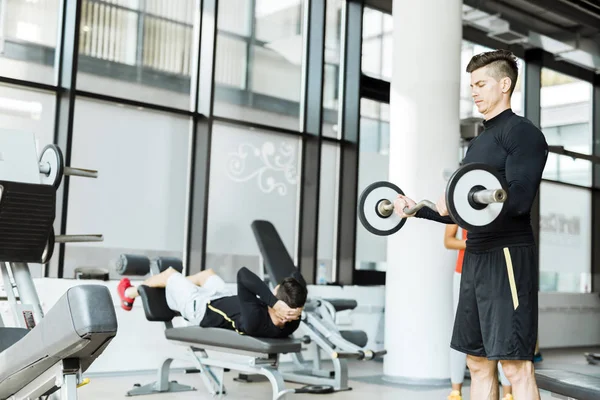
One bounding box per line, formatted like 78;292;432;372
39;144;64;189
358;181;406;236
446;163;508;233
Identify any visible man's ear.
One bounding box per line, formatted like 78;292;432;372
502;77;512;93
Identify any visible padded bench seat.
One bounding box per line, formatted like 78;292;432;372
165;327;302;354
536;369;600;400
0;285;118;399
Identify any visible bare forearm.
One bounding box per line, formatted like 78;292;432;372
445;238;466;250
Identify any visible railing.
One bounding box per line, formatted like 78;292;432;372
79;0;195;75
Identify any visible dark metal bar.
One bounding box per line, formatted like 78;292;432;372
336;0;363;285
49;0;83;278
541;178;600;191
186;0;218;275
296;0;325;284
212;115;302;137
244;0;257;91
524;48;542;273
75;89;194;116
548;145;600;164
0;75;59;92
592;73;600;291
135;0;146;80
360;74;390;103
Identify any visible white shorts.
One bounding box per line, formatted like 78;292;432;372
165;272;232;325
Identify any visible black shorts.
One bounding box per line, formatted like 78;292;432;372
450;244;538;360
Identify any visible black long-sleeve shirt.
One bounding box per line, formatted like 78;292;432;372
416;109;548;251
199;267;303;338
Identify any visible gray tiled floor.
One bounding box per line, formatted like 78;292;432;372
77;347;600;399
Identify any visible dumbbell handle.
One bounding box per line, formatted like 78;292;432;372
379;189;507;216
39;163;98;179
55;234;104;243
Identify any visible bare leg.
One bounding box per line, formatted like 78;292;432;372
498;361;512;398
451;383;462;393
467;355;499;400
186;268;216;287
448;382;462;399
126;267;178;298
500;360;540;400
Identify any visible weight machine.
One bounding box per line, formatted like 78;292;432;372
0;129;116;400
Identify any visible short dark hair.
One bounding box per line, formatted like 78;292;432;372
276;277;308;308
466;49;519;95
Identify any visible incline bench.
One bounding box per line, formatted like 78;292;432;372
116;254;307;400
251;219;386;391
536;368;600;400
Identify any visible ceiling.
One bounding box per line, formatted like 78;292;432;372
363;0;600;73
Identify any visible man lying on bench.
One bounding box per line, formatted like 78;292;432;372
117;266;308;338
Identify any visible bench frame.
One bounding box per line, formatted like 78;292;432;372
7;359;80;400
281;303;351;391
120;255;299;400
250;220;386;392
127;335;292;400
172;340;289;400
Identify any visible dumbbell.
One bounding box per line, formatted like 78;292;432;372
358;163;509;235
40;227;104;264
38;144;98;189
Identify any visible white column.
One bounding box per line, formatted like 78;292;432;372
384;0;463;383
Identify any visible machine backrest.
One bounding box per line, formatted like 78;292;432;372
137;286;178;322
251;220;300;285
0;180;55;263
133;256;184;323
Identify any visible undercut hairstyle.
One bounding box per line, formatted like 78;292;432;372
276;277;308;308
466;49;519;95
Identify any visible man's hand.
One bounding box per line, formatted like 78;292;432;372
436;193;449;216
393;194;417;218
273;301;303;323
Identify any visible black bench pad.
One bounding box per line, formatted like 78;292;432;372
536;369;600;400
165;327;302;354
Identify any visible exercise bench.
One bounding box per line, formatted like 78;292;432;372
536;368;600;400
116;254;312;400
251;219;386;392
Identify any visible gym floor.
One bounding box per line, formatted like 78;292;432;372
79;347;600;399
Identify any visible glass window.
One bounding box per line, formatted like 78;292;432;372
206;122;301;282
540;68;592;186
543;152;592;187
317;143;339;283
460;41;524;119
539;181;591;293
64;97;191;279
322;0;343;138
0;0;60;84
77;0;196;109
361;7;392;81
0;84;56;152
214;0;305;131
355;99;390;271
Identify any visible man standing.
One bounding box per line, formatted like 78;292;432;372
395;49;548;400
